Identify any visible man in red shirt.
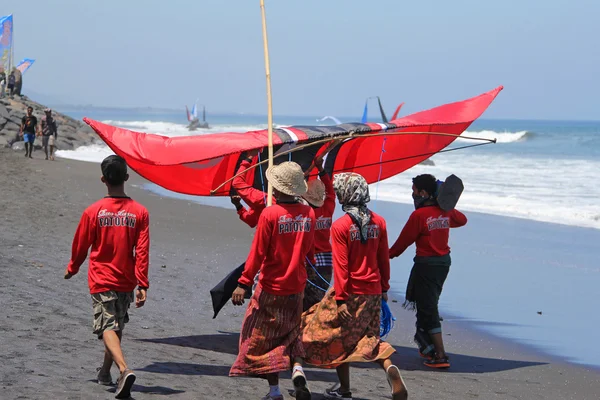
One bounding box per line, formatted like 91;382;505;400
229;161;314;400
64;155;150;399
389;174;467;369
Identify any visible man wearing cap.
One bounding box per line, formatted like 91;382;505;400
41;109;58;160
230;161;315;400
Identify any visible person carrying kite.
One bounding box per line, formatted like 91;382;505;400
230;149;275;228
299;152;336;311
301;172;408;400
229;161;315;400
389;174;467;369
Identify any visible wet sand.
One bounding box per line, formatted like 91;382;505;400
0;147;598;400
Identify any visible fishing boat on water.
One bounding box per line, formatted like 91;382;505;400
186;102;210;131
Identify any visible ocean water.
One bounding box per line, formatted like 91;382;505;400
54;109;599;368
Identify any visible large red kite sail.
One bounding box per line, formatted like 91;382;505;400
84;86;502;196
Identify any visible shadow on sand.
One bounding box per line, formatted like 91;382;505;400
104;384;186;397
138;331;548;375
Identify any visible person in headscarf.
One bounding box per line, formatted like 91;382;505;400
389;174;467;369
300;153;336;311
230;161;315;400
301;172;408;400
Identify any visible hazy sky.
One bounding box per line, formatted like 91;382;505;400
4;0;599;119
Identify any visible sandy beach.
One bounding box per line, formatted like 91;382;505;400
1;147;599;400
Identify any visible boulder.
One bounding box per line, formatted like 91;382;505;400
2;120;20;133
0;104;9;119
11;141;24;150
55;137;75;150
2;95;101;150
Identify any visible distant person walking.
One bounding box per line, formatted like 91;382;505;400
20;106;39;158
41;108;58;160
65;155;150;399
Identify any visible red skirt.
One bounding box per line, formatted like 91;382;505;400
230;284;305;377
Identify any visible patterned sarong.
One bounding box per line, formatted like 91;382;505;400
301;288;395;368
230;284;305;377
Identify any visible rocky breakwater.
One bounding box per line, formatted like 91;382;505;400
0;95;98;150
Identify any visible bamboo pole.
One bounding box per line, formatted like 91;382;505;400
210;131;496;195
259;0;274;206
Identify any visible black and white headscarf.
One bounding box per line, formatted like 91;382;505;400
333;172;372;244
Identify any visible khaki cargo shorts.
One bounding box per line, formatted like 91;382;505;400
91;291;134;339
41;135;55;147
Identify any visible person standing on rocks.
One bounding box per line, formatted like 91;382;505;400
19;106;39;158
41;108;58;160
7;71;15;98
0;68;6;98
13;67;22;96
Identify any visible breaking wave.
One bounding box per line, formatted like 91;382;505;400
461;130;532;144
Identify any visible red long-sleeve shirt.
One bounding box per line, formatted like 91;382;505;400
236;205;260;228
67;197;150;294
239;203;315;295
331;212;390;301
313;173;336;254
389;206;467;258
232;158;275;211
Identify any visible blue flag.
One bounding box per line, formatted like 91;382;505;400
0;15;13;73
360;100;368;124
17;58;35;74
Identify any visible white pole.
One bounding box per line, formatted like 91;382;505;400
259;0;274;206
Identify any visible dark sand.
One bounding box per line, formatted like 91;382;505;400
0;147;598;399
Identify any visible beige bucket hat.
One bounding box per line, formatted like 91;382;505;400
265;161;308;196
302;179;326;207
